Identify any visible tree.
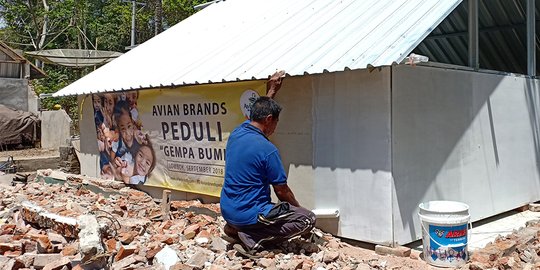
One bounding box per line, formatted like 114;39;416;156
155;0;162;35
0;0;203;123
162;0;204;30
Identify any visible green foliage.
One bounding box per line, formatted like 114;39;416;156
32;66;80;119
0;0;202;123
162;0;204;29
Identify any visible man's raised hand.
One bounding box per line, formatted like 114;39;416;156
266;70;285;99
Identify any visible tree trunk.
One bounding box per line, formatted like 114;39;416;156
38;0;49;50
34;0;49;68
154;0;162;36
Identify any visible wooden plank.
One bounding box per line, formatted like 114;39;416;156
0;60;23;64
161;189;171;221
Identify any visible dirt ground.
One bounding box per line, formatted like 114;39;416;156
0;148;59;159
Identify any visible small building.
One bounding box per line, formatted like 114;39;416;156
0;41;45;113
54;0;540;245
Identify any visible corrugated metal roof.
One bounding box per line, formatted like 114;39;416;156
414;0;538;75
53;0;461;97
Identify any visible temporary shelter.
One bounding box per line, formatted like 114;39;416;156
54;0;540;245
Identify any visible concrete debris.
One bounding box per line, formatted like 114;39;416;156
462;218;540;269
77;214;104;261
20;201;78;238
375;245;411;257
154;245;179;270
0;170;441;270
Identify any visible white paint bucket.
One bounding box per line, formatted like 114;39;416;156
418;201;470;268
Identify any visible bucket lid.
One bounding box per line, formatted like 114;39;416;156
419;201;469;213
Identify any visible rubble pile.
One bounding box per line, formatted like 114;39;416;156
0;173;435;270
462;220;540;270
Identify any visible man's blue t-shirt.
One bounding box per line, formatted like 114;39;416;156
220;120;287;226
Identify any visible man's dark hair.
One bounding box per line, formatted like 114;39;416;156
250;96;282;121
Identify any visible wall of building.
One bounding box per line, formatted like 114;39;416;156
78;95;101;178
76;69;395;244
0;78;28;111
40;110;72;149
0;51;21;78
391;64;540;244
308;69;392;243
28;87;39;114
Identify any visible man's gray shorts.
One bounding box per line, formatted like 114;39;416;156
231;202;316;251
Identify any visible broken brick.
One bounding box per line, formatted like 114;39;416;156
60;244;78;256
0;242;23;256
33;254;63;268
105;238;117;253
183;224;200;240
47;232;67;244
36;235;53;253
43;256;70;270
0;235;13;243
21;240;37;253
115;245;137;262
15;254;35;268
4;250;23;257
118;231;137;245
145;246;163;260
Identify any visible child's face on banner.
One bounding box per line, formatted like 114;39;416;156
93;95;102;110
126;92;138;108
104;94;115;116
136;146;153;176
118;114;134;146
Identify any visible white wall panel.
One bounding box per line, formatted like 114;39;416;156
392;65;540;244
311;69;393;244
78;95;101;177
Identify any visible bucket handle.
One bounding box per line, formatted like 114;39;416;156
420;220;473;250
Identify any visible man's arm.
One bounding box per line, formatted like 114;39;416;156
266;70;285;99
273;183;300;207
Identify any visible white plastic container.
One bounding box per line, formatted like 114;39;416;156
418;201;470;268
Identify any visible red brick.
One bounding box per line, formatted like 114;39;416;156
183;224;200;240
145;246;163;260
153;234;177;245
0;224;16;235
36;235;53;253
4;250;23;257
105;238;118;252
196;230;212;240
115;245;137;262
0;242;23;254
118;231;137;244
60;244;78;256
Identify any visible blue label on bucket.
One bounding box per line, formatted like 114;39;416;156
428;224;468;262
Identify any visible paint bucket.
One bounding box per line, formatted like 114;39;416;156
418;201;470;268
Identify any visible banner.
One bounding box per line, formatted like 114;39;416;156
92;81;266;196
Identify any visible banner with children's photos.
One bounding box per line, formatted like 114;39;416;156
92;81;266;197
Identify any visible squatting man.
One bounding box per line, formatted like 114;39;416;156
220;71;317;257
